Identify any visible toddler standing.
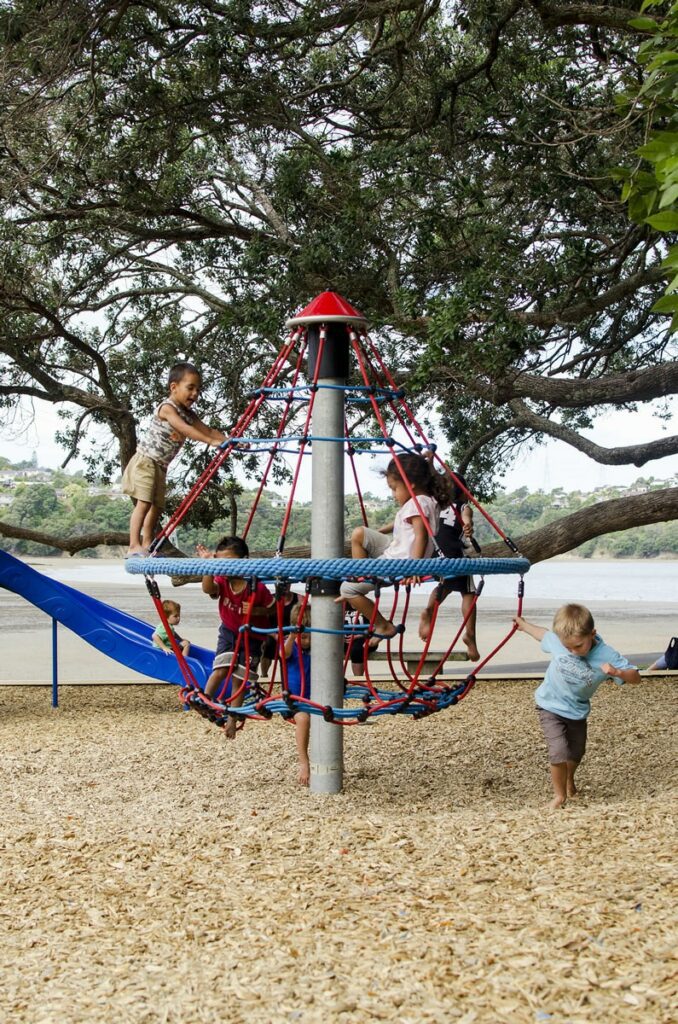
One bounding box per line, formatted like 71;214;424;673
514;604;641;809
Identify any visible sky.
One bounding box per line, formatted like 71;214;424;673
2;397;677;498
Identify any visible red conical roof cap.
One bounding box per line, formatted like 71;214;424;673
286;290;367;327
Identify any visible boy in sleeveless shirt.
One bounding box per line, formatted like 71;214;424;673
122;362;226;556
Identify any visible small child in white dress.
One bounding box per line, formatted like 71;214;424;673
339;453;448;645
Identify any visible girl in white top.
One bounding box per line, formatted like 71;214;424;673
340;453;447;645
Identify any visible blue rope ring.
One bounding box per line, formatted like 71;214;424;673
126;555;530;582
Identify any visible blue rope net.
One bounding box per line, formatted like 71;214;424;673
134;555;529;725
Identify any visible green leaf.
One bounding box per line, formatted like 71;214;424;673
629;190;658;221
646;50;678;69
651;293;678;313
659;182;678;207
638;134;678;160
646;210;678;230
628;17;662;30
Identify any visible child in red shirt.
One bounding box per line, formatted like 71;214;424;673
197;535;274;738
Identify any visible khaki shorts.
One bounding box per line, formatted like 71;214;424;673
121;452;167;509
340;528;390;598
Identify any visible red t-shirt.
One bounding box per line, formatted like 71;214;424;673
213;577;274;633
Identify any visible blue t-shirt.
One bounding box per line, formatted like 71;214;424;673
284;645;311;698
535;631;634;720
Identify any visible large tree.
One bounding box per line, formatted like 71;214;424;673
1;0;676;559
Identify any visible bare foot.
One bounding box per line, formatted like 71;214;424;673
368;619;398;648
223;716;238;740
298;758;310;786
418;610;432;641
566;785;578;799
548;795;567;810
463;635;480;661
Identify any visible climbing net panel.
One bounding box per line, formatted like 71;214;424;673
127;291;530;726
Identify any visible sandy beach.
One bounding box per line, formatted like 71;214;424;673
1;682;676;1023
0;556;674;685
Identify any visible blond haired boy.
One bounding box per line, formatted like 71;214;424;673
514;603;641;809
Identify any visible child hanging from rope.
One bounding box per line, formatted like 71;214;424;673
338;452;447;645
514;604;641;810
283;601;312;786
197;535;275;739
418;472;480;661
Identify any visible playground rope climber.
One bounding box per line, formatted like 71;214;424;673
126;290;530;735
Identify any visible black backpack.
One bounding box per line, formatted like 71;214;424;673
664;637;678;670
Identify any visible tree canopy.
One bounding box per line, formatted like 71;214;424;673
1;0;677;560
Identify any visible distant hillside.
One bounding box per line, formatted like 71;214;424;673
0;458;676;558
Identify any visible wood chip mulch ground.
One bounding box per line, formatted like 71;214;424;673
1;679;676;1024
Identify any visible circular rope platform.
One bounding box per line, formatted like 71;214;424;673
127;555;531;583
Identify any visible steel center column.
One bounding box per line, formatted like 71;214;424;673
287;293;368;794
309;325;347;793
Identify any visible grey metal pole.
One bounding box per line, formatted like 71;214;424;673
309;371;346;794
286;294;366;793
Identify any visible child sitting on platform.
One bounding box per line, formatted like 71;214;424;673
152;599;191;657
338;452;446;646
197;535;275;739
418;472;480;661
283;602;312;786
514;604;641;810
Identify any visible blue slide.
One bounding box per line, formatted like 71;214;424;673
0;549;212;687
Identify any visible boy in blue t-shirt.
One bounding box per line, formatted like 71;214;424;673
513;604;641;809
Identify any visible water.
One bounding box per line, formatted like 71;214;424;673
38;558;678;605
479;559;678;604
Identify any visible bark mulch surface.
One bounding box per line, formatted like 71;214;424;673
1;680;675;1024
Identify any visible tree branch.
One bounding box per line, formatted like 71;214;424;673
515;267;668;327
530;2;661;34
507;399;678;466
461;360;678;408
0;521;128;555
481;487;678;563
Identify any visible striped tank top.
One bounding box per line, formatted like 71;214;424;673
138;399;195;469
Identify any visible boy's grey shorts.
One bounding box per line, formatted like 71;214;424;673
537;707;587;764
212;625;260;677
340;528;390;599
